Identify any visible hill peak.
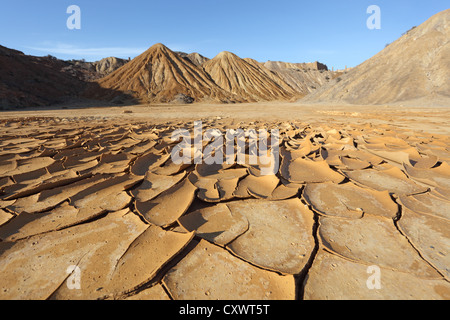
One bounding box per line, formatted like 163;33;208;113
92;42;235;104
142;43;171;55
151;43;168;50
215;51;238;59
203;49;298;102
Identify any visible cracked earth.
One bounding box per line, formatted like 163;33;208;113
0;104;449;300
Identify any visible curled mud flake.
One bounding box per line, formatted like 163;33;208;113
88;152;135;175
0;160;17;177
403;162;450;189
136;178;197;227
431;187;450;201
0;209;13;227
235;174;279;199
130;171;186;202
409;154;439;169
151;160;191;176
4;169;83;201
195;163;247;180
188;172;220;202
399;193;450;221
363;146;421;165
178;203;248;246
110;225;194;295
123;140;157;155
130;151;171;176
7;174;114;214
338;156;371;170
215;178;240;201
267;184;300;200
2;157;55;177
0;203;79;241
69;174;139;214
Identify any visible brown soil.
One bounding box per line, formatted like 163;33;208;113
0;102;448;300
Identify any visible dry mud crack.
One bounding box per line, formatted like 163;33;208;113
0;115;449;300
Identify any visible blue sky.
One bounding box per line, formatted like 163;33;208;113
0;0;448;69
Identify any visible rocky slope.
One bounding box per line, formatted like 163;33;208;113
176;51;209;67
302;9;450;105
203;51;299;102
264;60;340;95
91;57;129;78
3;9;448;108
90;43;235;104
0;46;87;109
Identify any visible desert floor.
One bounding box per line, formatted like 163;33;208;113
0;102;449;300
1;102;449;135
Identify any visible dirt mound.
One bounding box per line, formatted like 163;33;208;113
203;51;299;102
303;9;450;105
90;43;234;104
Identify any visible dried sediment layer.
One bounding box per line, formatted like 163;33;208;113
162;240;296;300
343;167;428;196
135;178;197;227
179;198;315;275
303;182;398;219
318;215;441;278
0;116;449;300
0;209;148;300
280;157;345;184
303;249;450;300
398;207;450;279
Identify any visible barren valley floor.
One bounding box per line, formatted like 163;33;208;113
0;102;449;300
1;102;448;135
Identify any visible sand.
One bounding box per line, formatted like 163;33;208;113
0;101;448;300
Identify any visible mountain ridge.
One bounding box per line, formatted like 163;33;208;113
1;9;448;108
203;51;300;102
302;9;450;106
89;43;236;104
